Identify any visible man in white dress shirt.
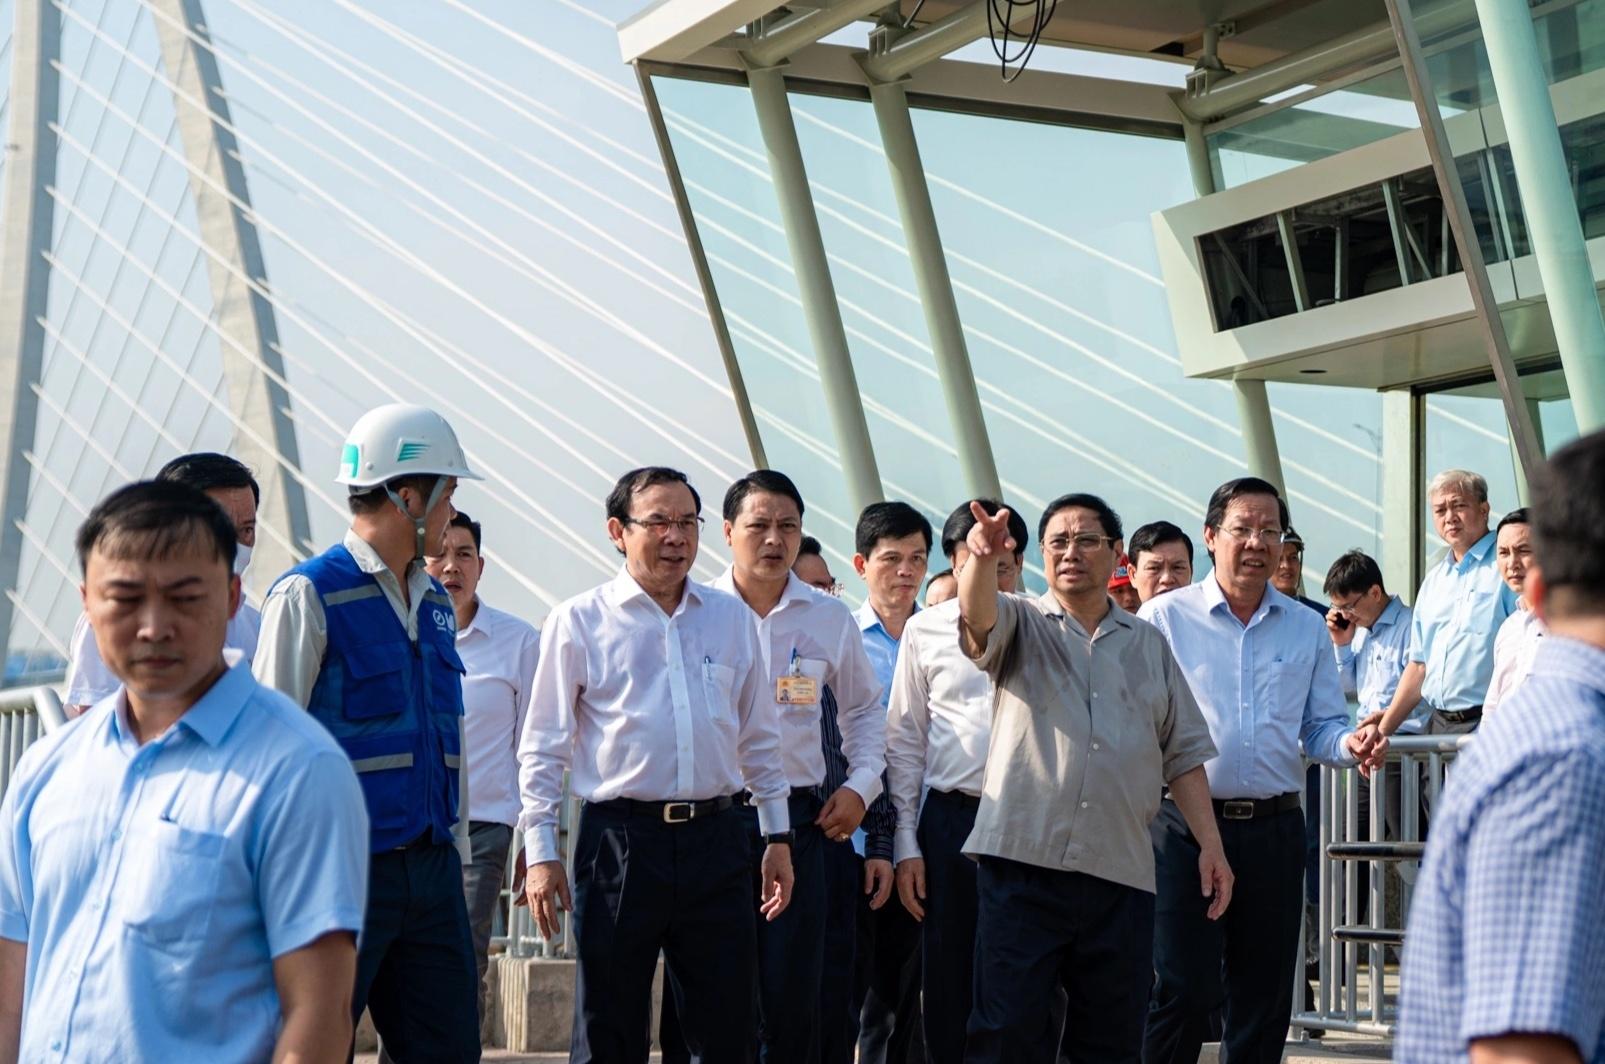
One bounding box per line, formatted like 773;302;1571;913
425;510;540;1007
520;466;795;1064
710;469;886;1064
1484;507;1546;715
887;498;1028;1064
64;452;263;715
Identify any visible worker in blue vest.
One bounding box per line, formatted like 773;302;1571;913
255;403;483;1062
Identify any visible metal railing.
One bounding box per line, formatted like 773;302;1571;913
0;683;68;797
1292;734;1469;1038
489;788;583;960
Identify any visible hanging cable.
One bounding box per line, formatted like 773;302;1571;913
987;0;1058;82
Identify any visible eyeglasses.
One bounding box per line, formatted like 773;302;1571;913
624;515;704;536
1217;525;1284;545
1329;594;1364;615
1044;533;1115;555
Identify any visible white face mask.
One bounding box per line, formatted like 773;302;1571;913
233;542;253;577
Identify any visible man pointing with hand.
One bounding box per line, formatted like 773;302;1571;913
956;495;1227;1064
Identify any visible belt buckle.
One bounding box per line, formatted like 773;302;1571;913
662;801;694;824
1221;800;1255;821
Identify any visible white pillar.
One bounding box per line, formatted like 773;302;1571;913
150;0;312;591
0;0;61;657
746;62;883;512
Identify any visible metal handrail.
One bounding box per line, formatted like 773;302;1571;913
0;684;68;797
1292;734;1470;1039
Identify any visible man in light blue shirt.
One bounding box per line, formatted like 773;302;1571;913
0;481;369;1064
1398;432;1605;1064
1140;477;1376;1064
1324;550;1414;727
1367;470;1516;742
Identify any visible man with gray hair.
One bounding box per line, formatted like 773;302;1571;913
1364;469;1516;749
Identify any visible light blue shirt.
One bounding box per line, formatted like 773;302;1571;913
855;600;907;712
0;663;369;1064
1139;578;1356;800
1336;595;1419;729
1408;531;1517;711
1398;637;1605;1064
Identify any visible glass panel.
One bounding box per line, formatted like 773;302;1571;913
1209;0;1605;189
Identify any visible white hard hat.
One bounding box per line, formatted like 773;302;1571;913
336;404;481;489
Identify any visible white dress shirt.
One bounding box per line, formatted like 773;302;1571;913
456;598;540;827
518;569;792;864
65;600;261;710
886;598;993;864
1483;607;1546;716
712;568;885;804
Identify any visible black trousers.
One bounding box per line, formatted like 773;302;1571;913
819;837;862;1064
965;856;1153;1064
354;840;481;1063
855;868;925;1064
572;802;757;1064
918;790;981;1064
744;797;827;1064
1143;800;1305;1064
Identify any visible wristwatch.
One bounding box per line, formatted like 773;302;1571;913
763;831;795;847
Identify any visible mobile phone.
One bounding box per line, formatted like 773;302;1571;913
1331;612;1351;631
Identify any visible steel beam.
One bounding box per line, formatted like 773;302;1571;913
0;0;60;660
1474;0;1605;432
859;0;1039;82
745;0;888;67
636;66;768;468
1383;0;1545;482
745;62;884;511
150;0;313;590
865;76;999;498
1277;211;1310;313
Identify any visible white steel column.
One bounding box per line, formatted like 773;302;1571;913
1474;0;1605;432
867;77;1000;498
150;0;312;588
0;0;61;657
1183;120;1288;494
746;62;884;511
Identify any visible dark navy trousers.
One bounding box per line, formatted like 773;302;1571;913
965;856;1154;1064
742;796;827;1064
354;839;481;1063
819;836;862;1064
1143;800;1305;1064
917;789;982;1064
572;801;757;1064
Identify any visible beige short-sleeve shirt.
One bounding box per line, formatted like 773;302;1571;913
963;591;1217;893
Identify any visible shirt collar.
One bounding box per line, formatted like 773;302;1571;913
1036;590;1133;632
1202;574;1279;624
856;599;914;635
1529;636;1605;693
1373;595;1404;630
1450;530;1497;572
711;567;812;612
457;596;490;639
343;528;429;589
109;659;254;749
606;566;703;612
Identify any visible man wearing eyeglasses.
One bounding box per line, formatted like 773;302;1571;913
1139;477;1381;1064
957;494;1227;1064
518;466;795;1063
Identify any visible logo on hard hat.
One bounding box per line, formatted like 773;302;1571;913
340;444;361;480
396;440;431;463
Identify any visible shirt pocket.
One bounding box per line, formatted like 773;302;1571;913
703;661;738;727
342;641;411;721
1460;590;1498;636
777;657;828;717
120;820;227;955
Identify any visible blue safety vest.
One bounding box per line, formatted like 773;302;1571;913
283;544;465;852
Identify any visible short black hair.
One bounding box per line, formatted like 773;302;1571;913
448;510;482;553
723;469;805;523
157;451;260;505
1495;506;1530;535
1204;476;1290;531
1323;549;1385;598
1531;432;1605;614
1128;520;1194;568
928;568;955;583
77;480;237;575
348;473;441;516
855;501;932;557
1038;493;1122;544
941;498;1028;561
798;535;823;559
606;466;702;525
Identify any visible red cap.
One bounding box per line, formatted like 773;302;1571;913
1109;553;1133;589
